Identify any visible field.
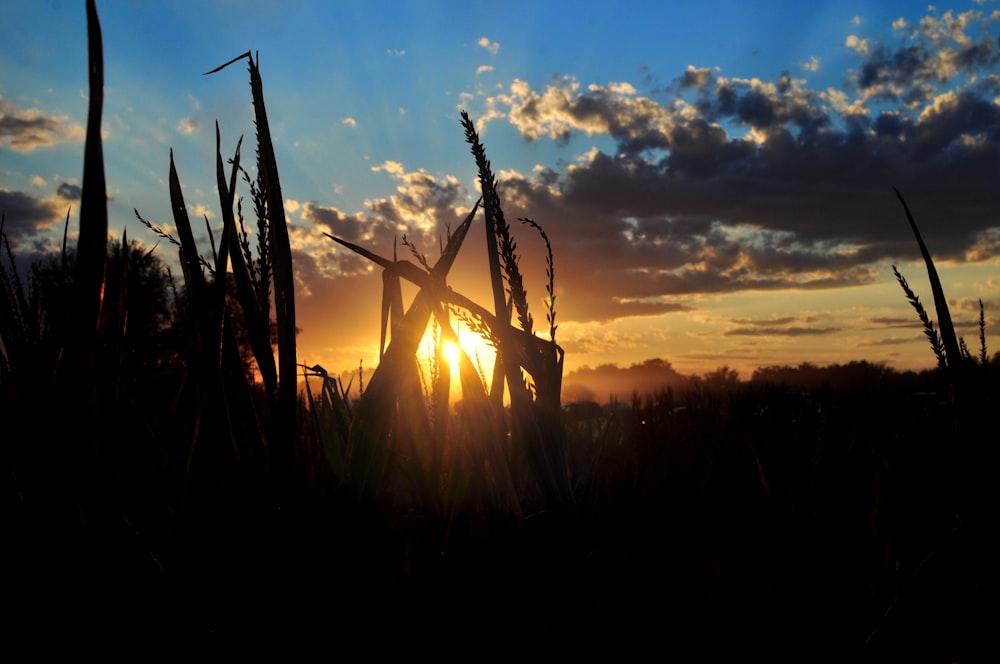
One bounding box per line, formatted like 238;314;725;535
2;3;998;660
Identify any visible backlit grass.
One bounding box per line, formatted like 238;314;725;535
1;2;996;660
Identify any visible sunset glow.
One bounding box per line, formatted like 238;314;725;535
3;4;997;654
442;339;461;373
1;1;997;385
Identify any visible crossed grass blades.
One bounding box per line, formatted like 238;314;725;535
323;111;575;532
1;0;575;543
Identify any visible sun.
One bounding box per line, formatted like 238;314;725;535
442;339;461;372
420;321;498;398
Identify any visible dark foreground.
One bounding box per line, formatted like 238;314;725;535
6;374;998;662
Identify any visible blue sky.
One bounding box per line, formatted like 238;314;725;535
2;0;999;381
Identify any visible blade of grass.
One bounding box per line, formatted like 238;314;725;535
247;53;297;448
65;0;108;381
169;150;206;296
217;131;278;395
380;261;404;361
206;50;298;493
338;204;479;497
893;187;961;371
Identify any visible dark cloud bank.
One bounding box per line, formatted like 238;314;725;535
297;7;1000;331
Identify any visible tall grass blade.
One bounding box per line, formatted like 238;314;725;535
380;264;404;361
66;0;108;381
206;50;298;490
169;150;205;296
460;112;573;514
207;123;233;374
893;187;961;371
461;112;522;414
246;54;297;452
217;130;277;394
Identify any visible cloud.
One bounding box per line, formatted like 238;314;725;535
177;117;198;135
477;36;500;55
341;117;357;127
724;326;842;337
372;160;405;177
487;76;673;152
56;182;81;200
0;183;81;248
189;203;214;221
452;5;1000;328
0;189;60;234
802;56;820;73
849;7;1000;102
0;96;84;152
723;315;842;337
678;65;714;89
386;48;406;56
274;5;1000;347
845;35;870;56
295;162;476;286
476;65;495;75
365;162;468;235
965;228;1000;261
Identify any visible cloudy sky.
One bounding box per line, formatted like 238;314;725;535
2;0;998;379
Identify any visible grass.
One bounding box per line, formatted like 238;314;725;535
1;2;997;660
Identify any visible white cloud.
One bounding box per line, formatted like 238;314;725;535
476;64;494;75
372;160;405;177
599;81;637;95
802;56;820;72
386;48;406;56
845;35;870;55
477;36;500;55
487;76;674;146
177;117;198;135
341;117;357;128
822;87;868;117
916;89;958;123
190;203;215;220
